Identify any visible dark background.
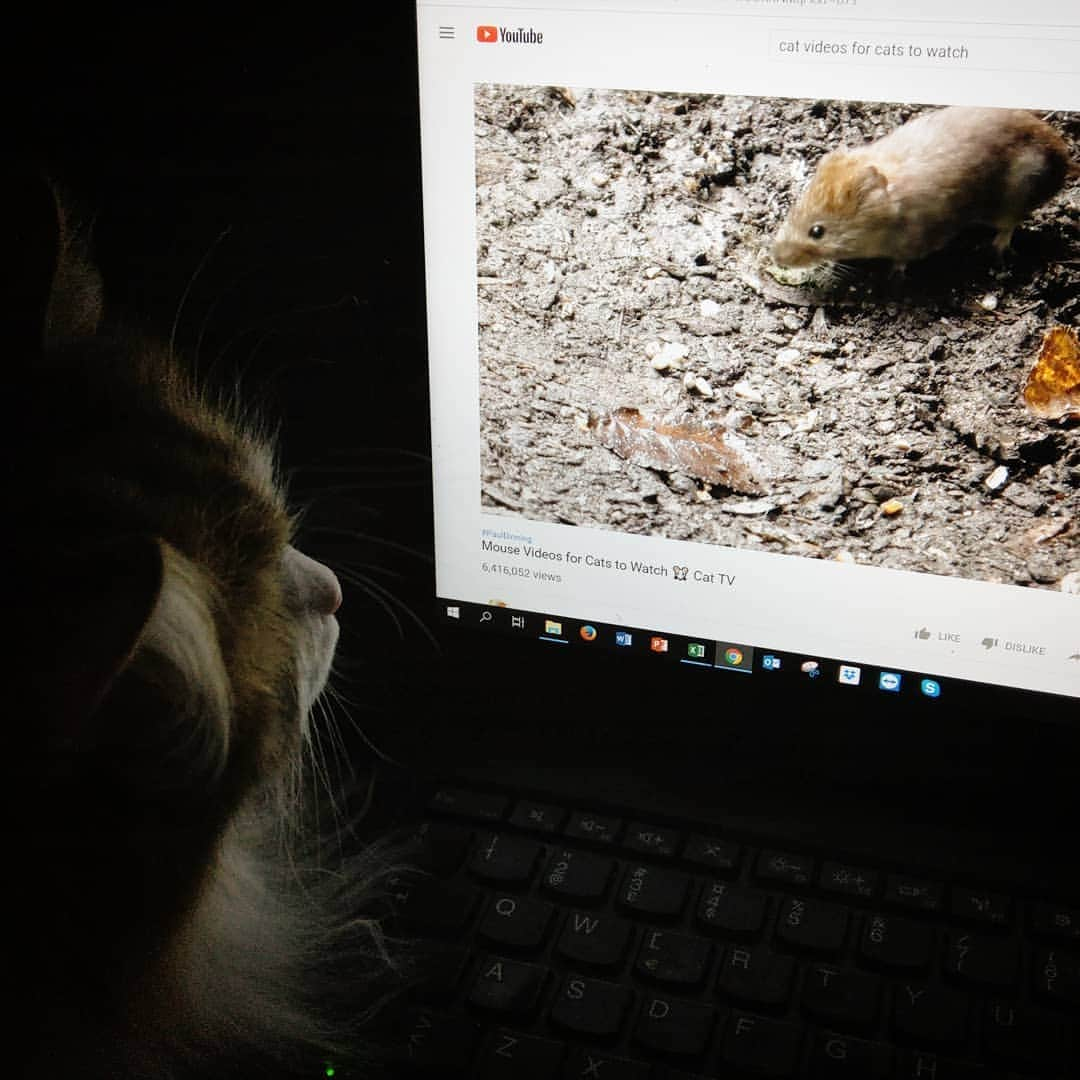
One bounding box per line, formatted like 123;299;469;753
8;15;1080;876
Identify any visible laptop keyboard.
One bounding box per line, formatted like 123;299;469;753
378;783;1079;1078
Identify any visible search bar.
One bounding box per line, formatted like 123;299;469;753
768;30;1080;74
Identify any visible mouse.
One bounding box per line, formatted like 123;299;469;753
771;106;1077;271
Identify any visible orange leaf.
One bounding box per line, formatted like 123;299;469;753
1023;325;1080;421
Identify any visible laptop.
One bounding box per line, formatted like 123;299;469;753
349;2;1080;1075
353;0;1080;1075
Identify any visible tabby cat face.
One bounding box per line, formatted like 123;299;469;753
11;184;342;828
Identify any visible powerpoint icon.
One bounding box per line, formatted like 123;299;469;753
477;25;498;43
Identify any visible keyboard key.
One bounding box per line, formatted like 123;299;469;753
756;849;814;887
477;1028;565;1079
896;1051;986;1079
808;1031;893;1078
885;874;943;913
413;821;472;875
944;932;1019;990
468;955;547;1016
388;873;479;937
634;995;717;1058
617;863;690;919
859;913;934;972
624;821;682;858
565;810;622;846
468;831;542;886
412;943;468;1002
556;909;632;970
428;786;508;822
1032;947;1080;1008
719;1012;804;1077
1031;901;1080;944
563;1048;650;1079
477;893;554;951
542;848;614;905
549;975;633;1038
635;929;712;988
684;834;741;875
696;880;768;939
950;888;1012;929
820;861;879;900
776;896;849;955
983;1001;1071;1073
893;982;969;1048
392;1008;479;1071
509;800;566;835
716;945;795;1008
800;965;881;1031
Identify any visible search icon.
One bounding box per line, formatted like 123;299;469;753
479;610;493;623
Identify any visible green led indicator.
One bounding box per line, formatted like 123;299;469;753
324;1066;336;1078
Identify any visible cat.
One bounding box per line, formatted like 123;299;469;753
7;173;403;1078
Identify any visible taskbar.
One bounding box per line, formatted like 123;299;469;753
438;599;950;701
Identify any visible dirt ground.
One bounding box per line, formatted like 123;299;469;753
475;86;1080;591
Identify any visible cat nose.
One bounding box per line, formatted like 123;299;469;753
283;546;342;616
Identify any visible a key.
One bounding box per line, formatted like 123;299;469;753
634;995;717;1058
696;880;768;939
542;847;614;905
885;875;943;913
893;982;969;1048
1031;901;1080;944
1032;947;1080;1008
635;928;712;988
684;834;741;876
756;849;814;887
983;1001;1070;1073
801;965;881;1031
467;955;547;1016
808;1031;894;1078
468;831;542;886
716;944;795;1008
776;896;849;955
617;863;690;919
549;974;633;1038
719;1012;804;1077
477;893;554;951
820;861;879;900
565;810;622;846
509;800;566;835
859;913;933;972
428;786;508;822
944;932;1019;990
624;821;682;858
950;888;1012;929
476;1028;566;1079
556;909;632;970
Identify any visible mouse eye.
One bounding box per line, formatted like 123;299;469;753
808;224;826;241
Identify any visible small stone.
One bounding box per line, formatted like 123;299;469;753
683;372;714;397
776;347;801;366
648;341;689;371
781;312;804;332
833;550;856;564
733;380;764;403
979;293;999;311
589;171;609;188
558;301;575;319
699;298;721;317
644;265;664;279
1061;571;1080;595
984;465;1009;491
880;499;904;516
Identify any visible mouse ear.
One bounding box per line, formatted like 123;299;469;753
849;163;888;205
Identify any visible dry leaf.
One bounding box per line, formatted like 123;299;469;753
588;407;765;494
1023;325;1080;421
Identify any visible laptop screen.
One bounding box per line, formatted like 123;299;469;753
414;0;1079;720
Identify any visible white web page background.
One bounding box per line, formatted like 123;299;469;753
416;1;1080;697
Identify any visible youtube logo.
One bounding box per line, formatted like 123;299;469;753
476;25;498;43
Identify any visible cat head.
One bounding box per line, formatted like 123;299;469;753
7;173;342;971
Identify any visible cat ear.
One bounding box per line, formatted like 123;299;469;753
21;535;165;742
0;168;103;355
